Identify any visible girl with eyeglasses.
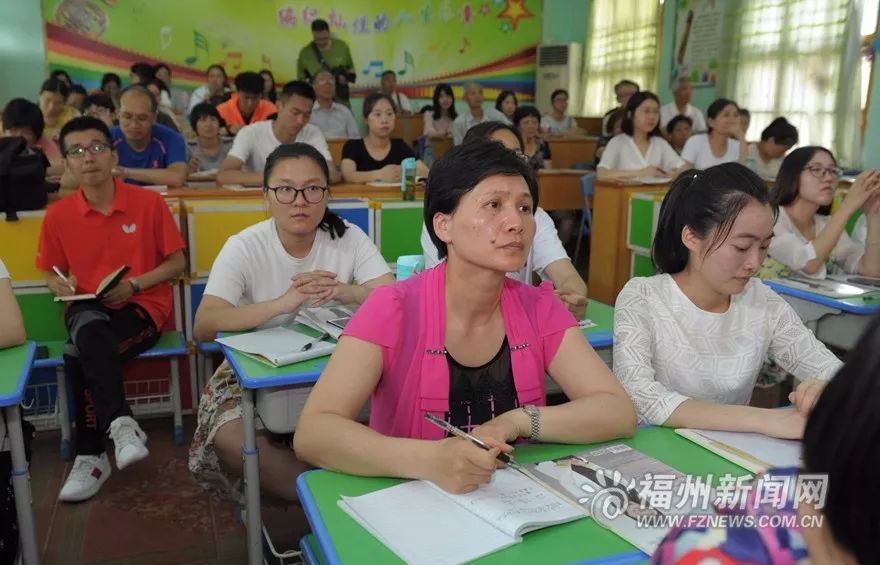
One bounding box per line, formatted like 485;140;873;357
768;146;880;279
189;143;394;508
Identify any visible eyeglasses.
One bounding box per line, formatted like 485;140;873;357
65;142;111;158
266;185;328;204
805;165;843;179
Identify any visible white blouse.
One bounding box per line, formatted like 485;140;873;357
768;207;864;278
681;133;740;169
613;274;841;425
597;134;684;172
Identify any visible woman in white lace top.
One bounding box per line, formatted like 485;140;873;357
614;163;841;438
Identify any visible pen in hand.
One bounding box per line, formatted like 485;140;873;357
424;412;520;469
299;331;330;352
52;265;76;293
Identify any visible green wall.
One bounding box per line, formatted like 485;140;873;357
0;0;47;107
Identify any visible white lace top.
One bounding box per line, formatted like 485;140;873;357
613;274;841;424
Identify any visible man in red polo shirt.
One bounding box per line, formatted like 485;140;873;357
216;71;277;135
37;116;186;502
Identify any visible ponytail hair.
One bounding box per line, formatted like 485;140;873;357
262;143;348;240
652;162;775;274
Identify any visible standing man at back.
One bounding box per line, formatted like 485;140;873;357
297;19;356;108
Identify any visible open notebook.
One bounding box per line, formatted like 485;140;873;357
55;265;129;302
340;443;697;563
773;275;879;298
296;305;355;340
215;326;335;367
676;429;801;473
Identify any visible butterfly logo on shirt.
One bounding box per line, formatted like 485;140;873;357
122;223;137;234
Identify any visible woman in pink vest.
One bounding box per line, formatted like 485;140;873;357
295;140;636;493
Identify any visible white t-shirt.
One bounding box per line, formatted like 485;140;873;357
680;133;740;169
746;143;783;180
0;258;8;279
204;218;391;329
768;207;864;279
659;102;707;133
227;121;332;172
597;134;684;173
614;274;841;425
540;114;576;135
420;207;569;282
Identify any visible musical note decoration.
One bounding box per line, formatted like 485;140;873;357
397;51;415;76
361;60;384;78
184;30;209;65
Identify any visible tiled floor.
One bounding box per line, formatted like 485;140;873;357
27;415;307;564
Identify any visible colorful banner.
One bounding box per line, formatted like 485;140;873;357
42;0;541;100
671;0;725;86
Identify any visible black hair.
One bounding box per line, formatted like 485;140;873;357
362;92;397;119
234;72;264;95
189;102;226;133
146;77;170;95
49;69;72;85
760;117;798;146
82;93;115;112
550;89;568;103
207;64;228;82
119;84;158;113
129;62;155;82
311;19;330;32
40;77;69;99
803;314;880;565
665;114;693;135
259;69;277;103
279;80;316;102
621;91;662;137
614;79;640;95
604;109;626;136
431;83;457;121
652;162;776;274
381;70;396;79
706;98;738;133
101;73;121;88
69;84;87;97
2;98;45;139
463;121;524;150
153;62;171;76
58;116;113;155
738;107;750;119
426;140;538;259
262;143;347;239
495;90;518;114
512;105;541;127
772;146;836;208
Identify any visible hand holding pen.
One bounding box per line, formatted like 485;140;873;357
51;265;77;296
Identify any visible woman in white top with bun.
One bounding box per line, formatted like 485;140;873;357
680;98;748;169
768;146;880;278
597;91;687;181
189;143;394;505
614;163;841;438
0;258;26;348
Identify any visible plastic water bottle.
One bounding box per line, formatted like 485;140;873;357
401;157;416;201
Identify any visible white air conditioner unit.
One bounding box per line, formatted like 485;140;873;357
535;43;583;115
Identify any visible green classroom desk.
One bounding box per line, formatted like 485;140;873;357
0;342;39;565
296;426;747;565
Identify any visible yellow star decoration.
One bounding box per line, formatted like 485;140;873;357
497;0;534;31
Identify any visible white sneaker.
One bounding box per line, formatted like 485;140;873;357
58;454;111;502
108;416;149;470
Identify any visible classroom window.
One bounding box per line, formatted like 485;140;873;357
580;0;661;116
720;0;864;164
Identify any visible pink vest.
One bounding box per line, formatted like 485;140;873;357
346;261;573;440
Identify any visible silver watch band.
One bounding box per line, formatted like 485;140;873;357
522;404;541;440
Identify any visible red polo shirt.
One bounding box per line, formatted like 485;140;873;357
36;179;185;330
217;93;277;128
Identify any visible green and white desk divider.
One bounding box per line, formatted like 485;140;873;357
370;198;425;263
627;191;664;279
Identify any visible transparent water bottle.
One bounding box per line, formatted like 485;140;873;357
401;157;416;201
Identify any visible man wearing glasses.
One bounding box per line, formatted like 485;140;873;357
37;116;186;502
309;70;360;139
218;80;337;186
110;85;187;187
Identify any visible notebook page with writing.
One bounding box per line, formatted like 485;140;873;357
431;467;583;538
339;480;516;565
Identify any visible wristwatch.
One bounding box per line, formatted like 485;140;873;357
129;278;141;294
521;404;541;440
